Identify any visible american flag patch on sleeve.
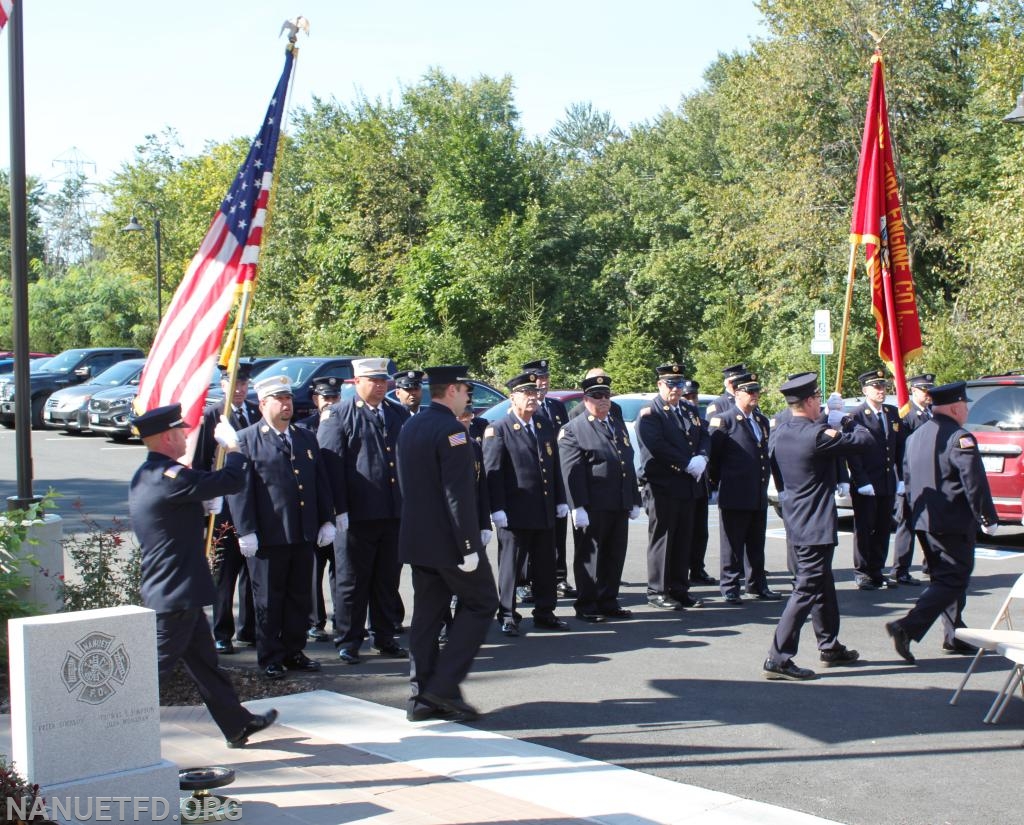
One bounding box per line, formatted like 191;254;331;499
448;431;468;447
958;435;976;450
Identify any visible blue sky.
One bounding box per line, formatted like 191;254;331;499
0;1;765;187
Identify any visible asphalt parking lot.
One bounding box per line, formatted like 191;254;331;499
4;427;1024;825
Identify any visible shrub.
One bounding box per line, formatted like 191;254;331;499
58;504;141;612
0;498;51;667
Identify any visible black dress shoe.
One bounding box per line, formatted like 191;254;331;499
338;648;362;665
896;574;922;586
516;585;535;604
600;607;633;619
263;663;287;680
214;640;235;655
724;593;744;605
407;702;453;722
226;709;278;748
763;658;817;681
574;610;606;623
690;571;718;585
307;628;330;642
819;645;860;667
500;620;519;636
234;635;256;646
556;580;578;597
748;588;782;601
647;594;683;610
284;653;321;671
420;691;481;722
942;638;978;655
886;621;916;663
856;579;879;590
533;615;570;630
374;643;408;658
676;596;705;609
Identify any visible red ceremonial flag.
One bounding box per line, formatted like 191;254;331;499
0;1;12;31
849;50;923;412
134;48;294;430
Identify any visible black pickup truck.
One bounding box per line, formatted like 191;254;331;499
0;347;145;429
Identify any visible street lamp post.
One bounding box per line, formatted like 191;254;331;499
123;202;163;320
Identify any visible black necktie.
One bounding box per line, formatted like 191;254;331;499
278;430;291;455
235;406;248;427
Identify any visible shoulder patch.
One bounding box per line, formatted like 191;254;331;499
824;428;839;439
163;465;183;479
558;428;567;440
770;418;777;428
448;431;468;447
735;414;743;421
709;417;721;428
484;426;496;438
321;409;332;420
706;404;717;415
957;435;976;450
638;407;652;418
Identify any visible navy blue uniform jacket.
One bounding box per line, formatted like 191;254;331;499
558;414;641;512
192;400;260;472
317;397;410;521
772;414;872;546
130;451;247;612
227;423;334;546
482;413;565;530
635;399;709;498
397;402;483;567
846;402;904;494
709;406;771;510
904;413;997;536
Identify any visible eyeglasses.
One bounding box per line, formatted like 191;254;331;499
588;390;612;400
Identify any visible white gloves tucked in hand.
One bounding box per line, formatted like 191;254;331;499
686;455;708;479
202;497;223;515
490;510;508;529
213;418;239;450
336;513;349;532
572;507;590;529
316;522;337;547
458;552;480;573
856;484;876;496
837;483;851;498
238;533;259;558
896;480;905;496
555;503;569;519
480;529;493;546
629;505;642;520
981;523;1000;536
827;410;845;428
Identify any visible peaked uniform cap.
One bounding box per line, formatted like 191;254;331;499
352;358;391;379
255;374;293;400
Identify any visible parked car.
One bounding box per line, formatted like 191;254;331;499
0;350;53;359
388;378;507;416
615;391;718;478
0;347;145;429
964;372;1024;525
43;358;145;433
480;389;580;422
87;382;142;442
202;356;285;406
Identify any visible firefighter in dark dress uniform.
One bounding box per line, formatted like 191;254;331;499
129;403;276;747
398;366;499;723
885;381;999;663
635;363;710;610
558;374;642;621
889;373;934;585
847;369;905;589
708;372;781;603
683;379;716;586
394;369;425;415
317;358;410;664
226;375;336;679
704;363;746;419
295;375;342;435
483;371;569;635
764;373;872;680
193;362;260;654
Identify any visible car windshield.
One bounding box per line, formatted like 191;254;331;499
38;349;88;374
616;396;653;423
966;385;1024;432
90;360;144;387
255;359;353;386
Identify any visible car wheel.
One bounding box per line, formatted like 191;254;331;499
30;395;46;430
109;432;130;443
0;420;13;429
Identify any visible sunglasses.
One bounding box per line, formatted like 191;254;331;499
588;390;612;399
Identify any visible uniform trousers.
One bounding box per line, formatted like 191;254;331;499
689;494;711;577
718;507;768;596
642;486;694;599
247;542;315;668
573;510;629;614
310;542;335;632
851;490;895;584
407;556;498;709
333;518;402;652
496;525;557;622
554;515;570;582
210;517;255;643
890;494;918;577
768;543;841;664
898;531;973;645
156;608;251;738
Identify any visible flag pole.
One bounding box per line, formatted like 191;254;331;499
834;243;857;394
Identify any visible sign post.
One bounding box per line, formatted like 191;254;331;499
811;310;834;393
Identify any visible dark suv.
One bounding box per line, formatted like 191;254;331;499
965;371;1024;525
0;347;145;429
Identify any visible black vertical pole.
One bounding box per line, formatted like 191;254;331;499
7;2;36;510
154;217;162;320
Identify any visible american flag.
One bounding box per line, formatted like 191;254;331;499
0;0;13;31
134;48;295;432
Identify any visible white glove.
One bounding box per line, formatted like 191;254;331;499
896;480;905;496
238;533;259;558
686;455;708;478
826;392;844;412
981;523;999;536
827;410;845;428
837;483;851;498
555;503;569;519
316;521;337;547
856;484;876;496
629;505;642;520
480;529;493;546
571;507;590;529
213;418;239;450
490;510;508;529
202;497;223;516
458;552;480;573
336;513;349;532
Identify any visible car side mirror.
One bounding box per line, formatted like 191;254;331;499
73;366;92;380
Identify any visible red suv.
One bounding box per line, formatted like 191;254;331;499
965;372;1024;525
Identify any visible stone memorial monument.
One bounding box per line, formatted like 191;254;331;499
8;605;179;824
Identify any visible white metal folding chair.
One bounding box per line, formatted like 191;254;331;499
949;572;1024;720
985;643;1024;724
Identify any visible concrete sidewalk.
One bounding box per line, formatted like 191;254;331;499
155;690;841;825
